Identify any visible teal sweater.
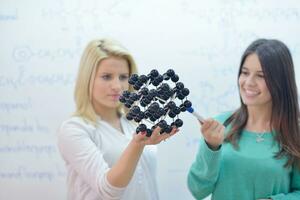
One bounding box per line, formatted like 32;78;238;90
187;112;300;200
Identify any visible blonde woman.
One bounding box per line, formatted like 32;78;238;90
58;38;178;200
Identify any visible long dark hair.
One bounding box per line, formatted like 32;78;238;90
224;39;300;167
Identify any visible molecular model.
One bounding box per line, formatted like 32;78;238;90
119;69;194;137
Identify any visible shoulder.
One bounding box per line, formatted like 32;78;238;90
213;111;233;124
58;116;97;138
60;116;95;129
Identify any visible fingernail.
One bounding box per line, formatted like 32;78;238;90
141;131;146;135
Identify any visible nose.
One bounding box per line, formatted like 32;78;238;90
245;75;256;87
111;78;122;91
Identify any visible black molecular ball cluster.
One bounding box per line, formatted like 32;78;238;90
119;69;192;137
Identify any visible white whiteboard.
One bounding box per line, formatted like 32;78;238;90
1;0;300;199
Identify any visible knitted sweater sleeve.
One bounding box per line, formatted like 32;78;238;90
187;138;222;200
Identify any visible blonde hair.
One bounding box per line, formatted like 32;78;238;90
73;38;138;124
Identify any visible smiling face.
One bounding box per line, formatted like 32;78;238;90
92;56;130;114
238;53;272;109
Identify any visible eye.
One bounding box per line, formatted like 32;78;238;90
119;74;129;81
101;74;112;80
257;74;265;79
241;70;249;76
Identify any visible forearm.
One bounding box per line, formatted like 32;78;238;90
107;139;145;187
187;139;222;199
270;190;300;199
106;126;177;188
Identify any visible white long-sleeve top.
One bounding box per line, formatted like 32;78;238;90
57;116;159;200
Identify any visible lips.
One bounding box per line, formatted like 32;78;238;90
242;88;260;97
109;94;121;100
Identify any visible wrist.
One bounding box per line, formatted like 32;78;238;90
205;140;221;151
130;138;146;149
